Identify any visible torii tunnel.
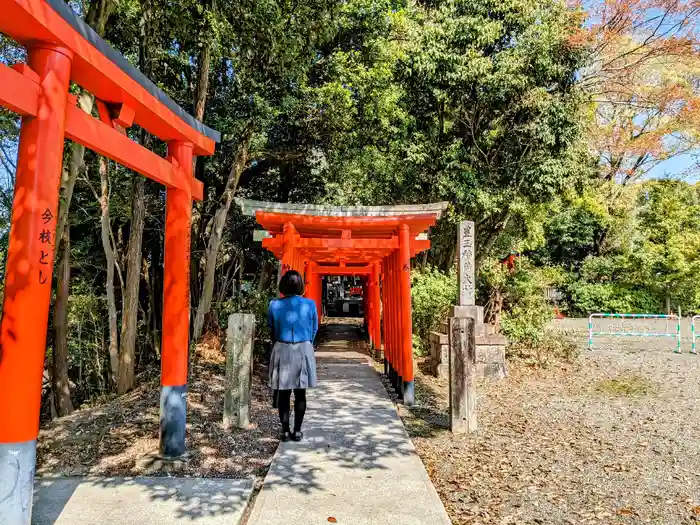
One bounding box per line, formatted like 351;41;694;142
0;1;220;522
239;199;448;408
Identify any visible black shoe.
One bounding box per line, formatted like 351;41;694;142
291;431;303;442
281;430;291;442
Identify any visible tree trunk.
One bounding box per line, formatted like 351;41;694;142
194;0;215;123
475;209;512;271
117;0;151;394
257;261;272;293
192;0;217;263
192;129;253;342
143;257;160;358
51;0;115;415
52;227;74;416
118;175;146;394
96;158;120;386
442;240;456;273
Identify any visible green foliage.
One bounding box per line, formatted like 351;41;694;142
218;286;276;357
410;266;457;354
544;180;700;315
394;0;592;265
65;294;109;403
565;280;661;314
2;0;677;410
478;257;558;345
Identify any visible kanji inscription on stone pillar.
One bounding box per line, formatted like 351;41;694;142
458;220;475;306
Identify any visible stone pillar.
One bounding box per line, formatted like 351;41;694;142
224;314;255;429
458;220;475;307
452;220;483;321
448;317;477;433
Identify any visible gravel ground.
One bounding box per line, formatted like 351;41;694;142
36;344;280;480
391;330;700;525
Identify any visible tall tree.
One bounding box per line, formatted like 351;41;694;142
395;0;591;268
118;0;152;394
578;0;700;183
191;0;342;341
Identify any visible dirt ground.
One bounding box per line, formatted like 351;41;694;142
394;336;700;525
36;343;280;480
35;317;364;481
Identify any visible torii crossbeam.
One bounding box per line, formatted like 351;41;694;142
0;2;220;522
238;199;448;409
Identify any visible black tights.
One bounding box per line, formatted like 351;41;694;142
277;389;306;433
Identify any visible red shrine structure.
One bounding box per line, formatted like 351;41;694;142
0;1;219;522
238;199;448;407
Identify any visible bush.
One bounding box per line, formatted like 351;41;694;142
411;266;458;355
478;256;557;346
565;281;661;315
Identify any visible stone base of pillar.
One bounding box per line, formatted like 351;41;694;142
430;308;506;380
403;381;415;406
0;440;36;525
160;384;187;458
449;305;484;325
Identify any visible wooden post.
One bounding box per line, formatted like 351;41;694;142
393;250;404;398
381;258;388;376
448;316;477;433
371;261;382;359
160;141;193;458
399;224;414;405
387;254;395;386
0;44;73;525
224;313;255;429
281;222;295;275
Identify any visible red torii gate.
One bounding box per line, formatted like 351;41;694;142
0;1;219;521
249;205;446;407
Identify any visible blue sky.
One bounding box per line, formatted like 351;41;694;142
646;154;699;182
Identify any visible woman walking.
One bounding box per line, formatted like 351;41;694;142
268;270;318;442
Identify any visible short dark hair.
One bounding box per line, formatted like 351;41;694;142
279;270;305;296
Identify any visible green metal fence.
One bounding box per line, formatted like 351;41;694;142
588;313;681;353
691;315;700;355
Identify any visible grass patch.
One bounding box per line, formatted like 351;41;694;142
594;374;658;397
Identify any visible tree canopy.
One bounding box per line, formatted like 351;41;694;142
1;0;699;413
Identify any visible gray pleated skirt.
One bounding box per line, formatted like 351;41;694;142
269;341;318;390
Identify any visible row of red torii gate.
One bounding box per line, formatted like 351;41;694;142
0;1;446;522
239;200;447;405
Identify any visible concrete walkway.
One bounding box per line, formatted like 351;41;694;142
32;477;253;524
246;322;452;525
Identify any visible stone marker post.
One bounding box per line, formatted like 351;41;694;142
224;313;255;429
458;220;475;307
448;316;477;433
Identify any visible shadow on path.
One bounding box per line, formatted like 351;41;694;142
33;476;253;524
